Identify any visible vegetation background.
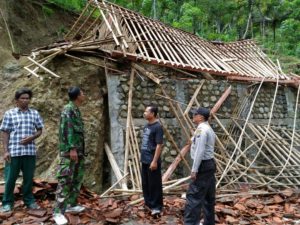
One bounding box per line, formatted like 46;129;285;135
45;0;300;73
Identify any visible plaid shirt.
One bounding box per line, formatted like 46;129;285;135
0;107;44;157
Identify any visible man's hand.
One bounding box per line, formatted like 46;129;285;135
191;172;197;181
20;136;33;145
3;151;10;162
70;149;78;163
149;161;158;171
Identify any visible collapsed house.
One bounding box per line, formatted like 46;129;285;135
24;0;300;199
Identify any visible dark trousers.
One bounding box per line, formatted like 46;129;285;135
184;159;216;225
3;156;36;207
141;163;163;210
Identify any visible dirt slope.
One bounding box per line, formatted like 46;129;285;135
0;0;108;192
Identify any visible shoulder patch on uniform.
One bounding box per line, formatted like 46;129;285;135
195;129;202;136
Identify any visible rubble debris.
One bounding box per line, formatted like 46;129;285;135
0;180;299;224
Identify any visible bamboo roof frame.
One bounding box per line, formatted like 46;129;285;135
63;0;296;81
25;0;300;87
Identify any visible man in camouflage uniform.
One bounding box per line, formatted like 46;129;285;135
53;87;85;225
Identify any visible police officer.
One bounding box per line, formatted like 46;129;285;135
184;107;216;225
53;87;86;225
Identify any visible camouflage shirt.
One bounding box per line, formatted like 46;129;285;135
59;101;85;156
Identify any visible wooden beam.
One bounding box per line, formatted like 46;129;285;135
132;63;160;84
201;72;215;80
104;143;127;190
211;86;232;114
162;145;191;182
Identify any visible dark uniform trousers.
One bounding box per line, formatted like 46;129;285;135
184;159;216;225
141;162;163;210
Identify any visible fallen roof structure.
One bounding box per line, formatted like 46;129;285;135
63;0;297;84
23;0;300;214
27;1;300;86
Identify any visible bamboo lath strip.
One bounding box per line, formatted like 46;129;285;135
146;18;186;66
124;68;135;182
248;124;298;186
123;10;150;61
65;1;91;39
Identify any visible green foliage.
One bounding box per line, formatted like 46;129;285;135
47;0;86;12
42;5;54;16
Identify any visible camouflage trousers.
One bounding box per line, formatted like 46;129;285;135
54;157;84;214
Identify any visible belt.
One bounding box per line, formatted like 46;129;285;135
202;158;214;162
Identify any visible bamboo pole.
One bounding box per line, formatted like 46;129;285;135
92;0;120;47
27;57;60;78
213;115;270;187
24;67;40;78
175;102;194;136
27;49;63;69
159;119;191;171
160;87;190;141
69;7;97;41
123;68;135;183
64;1;91;39
184;80;205;115
171;67;198;78
100;173;129;197
247;124;295;186
162;145;190;182
128;160;136;190
64;53;123;73
128;121;141;188
215;136;259;186
129;176;191;205
104;143;127;189
0;8;15;52
216;78;265;187
211;86;232;114
130;117;141;160
258;83;300;188
26;58;52;77
221;75;279;188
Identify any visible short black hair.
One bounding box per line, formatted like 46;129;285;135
68;86;81;101
15;88;32;100
148;105;158;117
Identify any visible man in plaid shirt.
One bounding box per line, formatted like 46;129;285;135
0;88;44;212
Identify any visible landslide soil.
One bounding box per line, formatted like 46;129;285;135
0;0;108;192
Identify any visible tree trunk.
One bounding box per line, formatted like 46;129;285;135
151;0;157;19
273;20;276;42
